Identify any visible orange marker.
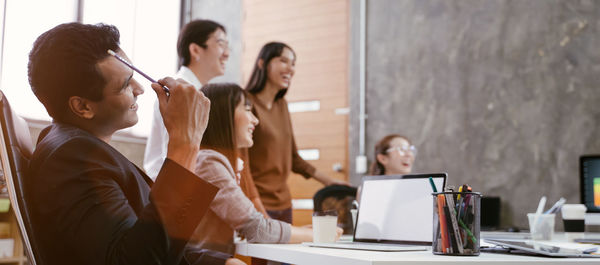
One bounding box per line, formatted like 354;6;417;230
437;194;450;253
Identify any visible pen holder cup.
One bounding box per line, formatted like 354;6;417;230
432;192;481;256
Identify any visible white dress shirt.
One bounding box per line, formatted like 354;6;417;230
143;66;202;180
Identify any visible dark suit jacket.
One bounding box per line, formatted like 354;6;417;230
27;123;227;265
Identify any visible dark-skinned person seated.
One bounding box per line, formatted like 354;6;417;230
26;22;245;265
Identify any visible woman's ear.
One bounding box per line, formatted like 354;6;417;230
376;153;389;167
257;59;264;70
68;96;95;119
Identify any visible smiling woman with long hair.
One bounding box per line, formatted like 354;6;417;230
369;134;416;176
244;42;348;223
188;83;336;255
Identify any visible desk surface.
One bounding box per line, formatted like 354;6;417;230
235;243;598;265
235;233;600;265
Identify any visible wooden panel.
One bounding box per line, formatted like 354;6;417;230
243;0;349;206
287;153;348;199
285;89;348;104
243;3;347;32
292;209;313;227
288;174;346;199
233;254;252;264
293;121;347;137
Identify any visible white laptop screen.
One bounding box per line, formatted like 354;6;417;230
354;174;446;244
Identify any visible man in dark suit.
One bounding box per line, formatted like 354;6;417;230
26;23;245;265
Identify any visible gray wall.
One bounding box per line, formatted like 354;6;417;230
186;0;243;84
349;0;600;229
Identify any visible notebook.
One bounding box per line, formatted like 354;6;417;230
303;173;447;251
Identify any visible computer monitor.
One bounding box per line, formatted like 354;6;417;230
580;155;600;226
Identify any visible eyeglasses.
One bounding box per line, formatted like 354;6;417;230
216;39;230;51
386;145;417;156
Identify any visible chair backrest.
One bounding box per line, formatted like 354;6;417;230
313;185;357;234
0;91;40;265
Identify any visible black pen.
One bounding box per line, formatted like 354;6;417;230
107;49;170;96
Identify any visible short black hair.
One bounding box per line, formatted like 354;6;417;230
28;22;120;121
177;19;226;67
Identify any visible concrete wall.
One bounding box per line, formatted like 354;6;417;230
349;0;600;229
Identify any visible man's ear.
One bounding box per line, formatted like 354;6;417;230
68;96;95;120
376;153;389;166
189;43;204;62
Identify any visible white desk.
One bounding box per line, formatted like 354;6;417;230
235;243;598;264
236;233;600;265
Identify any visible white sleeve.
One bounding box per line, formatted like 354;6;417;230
143;100;169;180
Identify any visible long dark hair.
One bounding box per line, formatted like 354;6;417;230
369;134;412;175
244;42;295;100
200;83;250;169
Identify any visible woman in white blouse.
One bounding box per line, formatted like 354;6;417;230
188;83;341;255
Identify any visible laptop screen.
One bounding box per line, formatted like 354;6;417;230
354;173;446;244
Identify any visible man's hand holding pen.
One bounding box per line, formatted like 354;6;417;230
152;77;210;173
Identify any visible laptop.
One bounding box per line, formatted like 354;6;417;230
484;238;600;258
303;173;447;251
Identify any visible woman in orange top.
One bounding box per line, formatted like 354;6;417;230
244;42;347;223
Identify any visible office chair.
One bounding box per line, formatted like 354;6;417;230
313;185;357;234
481;196;501;231
0;91;41;265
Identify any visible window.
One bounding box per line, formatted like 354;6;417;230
0;0;180;138
0;0;78;126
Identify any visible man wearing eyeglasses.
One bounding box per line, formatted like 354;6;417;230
27;22;245;265
145;19;230;180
